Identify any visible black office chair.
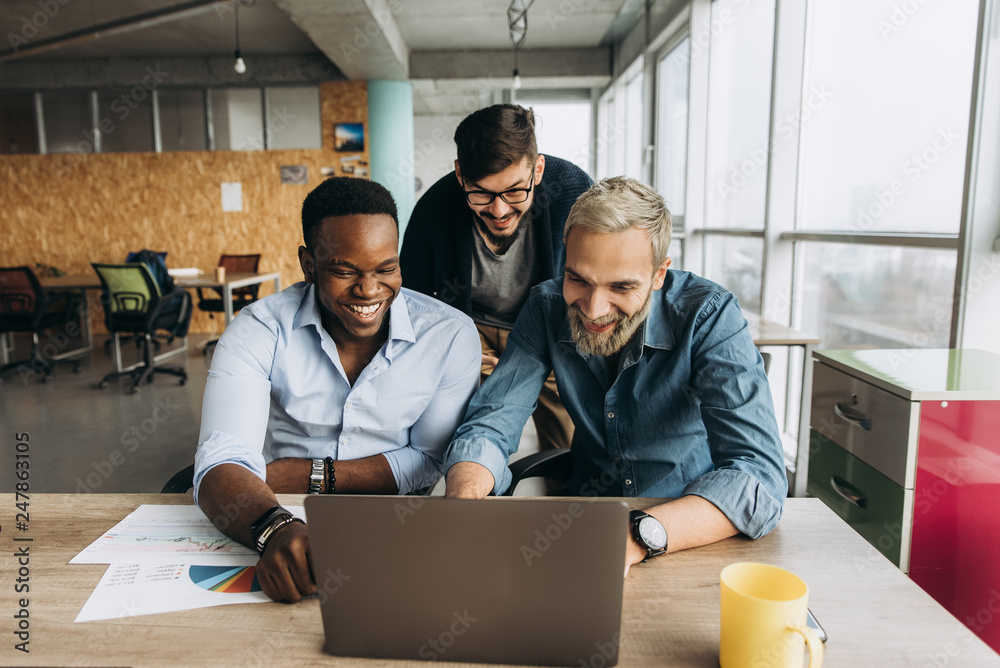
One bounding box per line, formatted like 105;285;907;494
197;254;262;355
92;262;192;394
503;351;775;495
0;266;84;383
161;464;195;493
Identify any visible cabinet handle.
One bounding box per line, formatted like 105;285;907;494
834;402;872;431
830;475;868;509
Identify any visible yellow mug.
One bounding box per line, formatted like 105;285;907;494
720;562;824;668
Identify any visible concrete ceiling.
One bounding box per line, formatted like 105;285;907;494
0;0;632;113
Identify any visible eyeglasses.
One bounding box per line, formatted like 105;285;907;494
462;177;534;206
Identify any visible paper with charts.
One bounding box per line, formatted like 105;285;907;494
75;563;271;622
70;504;305;566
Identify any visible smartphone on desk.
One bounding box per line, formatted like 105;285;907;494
807;609;828;643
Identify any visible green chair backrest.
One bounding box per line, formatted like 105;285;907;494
91;263;161;315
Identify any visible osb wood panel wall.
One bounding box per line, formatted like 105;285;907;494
0;80;368;336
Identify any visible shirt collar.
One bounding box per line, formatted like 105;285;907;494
292;283;417;347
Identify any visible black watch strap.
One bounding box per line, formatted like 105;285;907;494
630;509;668;562
249;506;302;555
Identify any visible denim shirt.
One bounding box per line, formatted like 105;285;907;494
444;271;787;538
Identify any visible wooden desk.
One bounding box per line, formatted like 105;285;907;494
1;495;996;667
745;311;822;498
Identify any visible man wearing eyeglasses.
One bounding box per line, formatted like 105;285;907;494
401;104;593;459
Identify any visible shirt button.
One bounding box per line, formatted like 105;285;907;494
342;437;349;445
345;402;352;409
608;412;615;419
614;456;622;462
624;479;633;486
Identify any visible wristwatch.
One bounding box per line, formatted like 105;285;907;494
249;506;304;555
629;509;668;562
308;458;325;494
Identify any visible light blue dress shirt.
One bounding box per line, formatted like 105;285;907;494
194;283;481;501
445;271;787;539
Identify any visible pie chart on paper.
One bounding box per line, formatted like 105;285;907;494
188;565;262;593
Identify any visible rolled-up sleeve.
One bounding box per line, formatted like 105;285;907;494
683;292;787;538
192;308;275;505
391;319;482;493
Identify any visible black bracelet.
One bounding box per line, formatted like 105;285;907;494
325;456;336;494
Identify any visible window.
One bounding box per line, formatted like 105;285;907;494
655;36;691;267
158;90;207;152
42;91;93;154
520;99;592;176
98;90;154;153
796;0;979;234
796;244;956;349
0;93;39;155
623;69;645;180
595;89;616;180
210;89;264;151
704;0;776;229
265;86;321;150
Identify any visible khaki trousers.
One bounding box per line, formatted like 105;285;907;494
477;323;575;453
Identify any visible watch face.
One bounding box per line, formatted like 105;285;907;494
638;517;667;550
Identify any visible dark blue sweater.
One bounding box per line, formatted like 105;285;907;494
400;155;593;316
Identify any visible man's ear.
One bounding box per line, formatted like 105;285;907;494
652;256;672;291
454;160;463;185
298;246;315;284
533;154;546;184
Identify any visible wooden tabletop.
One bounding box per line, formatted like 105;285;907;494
1;495;996;667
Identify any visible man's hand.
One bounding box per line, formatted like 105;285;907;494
444;461;496;499
255;521;316;603
624;532;647;577
481;354;500;370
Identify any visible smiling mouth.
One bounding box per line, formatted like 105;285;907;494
345;302;383;319
583;319;616;333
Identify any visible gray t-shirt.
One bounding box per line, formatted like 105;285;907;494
470;213;544;329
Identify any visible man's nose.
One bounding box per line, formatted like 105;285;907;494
578;289;611;321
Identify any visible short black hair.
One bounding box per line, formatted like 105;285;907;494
301;177;399;251
454;104;537;184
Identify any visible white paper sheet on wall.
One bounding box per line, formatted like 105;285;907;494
221;182;243;212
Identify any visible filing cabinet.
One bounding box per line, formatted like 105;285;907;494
808;349;1000;654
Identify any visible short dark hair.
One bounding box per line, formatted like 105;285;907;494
301;177;399;251
454;104;538;183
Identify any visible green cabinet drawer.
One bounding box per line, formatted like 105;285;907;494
807;430;913;569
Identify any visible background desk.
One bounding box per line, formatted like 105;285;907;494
745;311;821;497
1;495;996;667
175;271;281;323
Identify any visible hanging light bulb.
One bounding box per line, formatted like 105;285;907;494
234;49;246;74
512;68;522;90
233;1;247;74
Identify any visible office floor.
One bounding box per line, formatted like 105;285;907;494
0;333;543;496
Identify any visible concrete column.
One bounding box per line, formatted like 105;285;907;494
368;80;416;237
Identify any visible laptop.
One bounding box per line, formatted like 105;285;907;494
304;496;628;666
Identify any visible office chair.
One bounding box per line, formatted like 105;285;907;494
92;262;192;394
197;254;262;354
0;266;84;383
502;350;775;496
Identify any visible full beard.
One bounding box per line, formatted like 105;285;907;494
567;290;654;357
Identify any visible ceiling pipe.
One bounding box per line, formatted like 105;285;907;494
0;0;230;63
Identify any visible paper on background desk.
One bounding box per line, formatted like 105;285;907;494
75;563;271;622
166;267;204;277
70;504;305;566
